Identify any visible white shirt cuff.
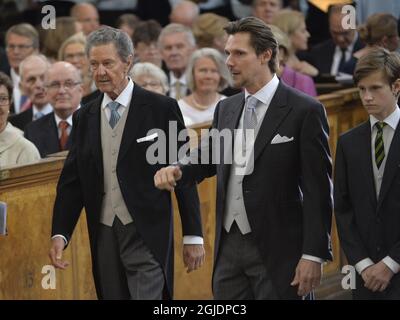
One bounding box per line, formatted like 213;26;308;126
382;256;400;274
52;234;68;246
355;258;374;274
301;254;324;264
183;235;203;245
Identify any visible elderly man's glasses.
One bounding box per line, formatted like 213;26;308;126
6;44;34;51
46;80;82;91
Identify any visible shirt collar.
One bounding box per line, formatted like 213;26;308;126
370;105;400;130
335;32;358;55
33;103;53;116
244;74;280;105
10;68;20;84
102;78;134;110
54;112;73;127
169;72;187;85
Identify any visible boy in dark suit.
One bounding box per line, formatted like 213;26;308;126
334;48;400;299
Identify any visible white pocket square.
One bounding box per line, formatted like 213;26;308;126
271;134;294;144
136;132;158;143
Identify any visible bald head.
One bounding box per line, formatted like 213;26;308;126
46;62;82;119
71;3;100;35
19;55;50;109
169;0;200;28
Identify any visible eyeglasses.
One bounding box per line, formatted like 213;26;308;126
46;80;82;91
6;44;34;51
0;95;10;106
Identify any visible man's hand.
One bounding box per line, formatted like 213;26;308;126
154;165;182;191
49;237;69;270
183;244;205;273
290;258;322;296
361;261;394;292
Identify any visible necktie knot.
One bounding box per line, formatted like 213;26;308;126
107;101;120;112
246;95;258;110
58;120;69;130
375;121;387;131
34;111;44;120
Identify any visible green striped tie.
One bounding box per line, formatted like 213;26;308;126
375;122;387;169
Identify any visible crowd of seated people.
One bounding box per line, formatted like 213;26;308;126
0;0;398;165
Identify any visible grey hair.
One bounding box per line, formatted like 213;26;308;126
130;62;169;93
19;54;50;80
158;23;196;48
86;26;134;63
185;47;232;92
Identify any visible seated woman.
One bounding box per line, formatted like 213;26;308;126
0;72;40;167
269;25;317;97
178;48;231;127
342;13;399;74
272;9;319;77
130;62;169;95
58;33;94;97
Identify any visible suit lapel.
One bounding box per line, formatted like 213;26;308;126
87;94;104;176
377;121;400;210
48;114;60;152
358;121;377;208
118;85;148;163
253;82;292;162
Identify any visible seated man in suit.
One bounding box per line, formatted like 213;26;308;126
24;62;82;157
8;54;52;131
158;23;196;100
334;48;400;299
305;4;364;77
4;23;39;114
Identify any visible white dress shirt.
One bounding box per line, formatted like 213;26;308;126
10;68;22;114
32;103;53;120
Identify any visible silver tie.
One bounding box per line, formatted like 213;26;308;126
107;101;121;129
243;95;258;138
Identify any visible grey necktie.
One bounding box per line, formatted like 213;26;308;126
107;101;121;129
243;95;258;134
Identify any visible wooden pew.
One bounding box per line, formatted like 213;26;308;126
0;87;367;299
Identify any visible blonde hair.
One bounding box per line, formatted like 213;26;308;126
358;13;398;46
58;32;87;61
130;62;169;93
268;24;292;57
272;9;305;36
192;13;229;48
